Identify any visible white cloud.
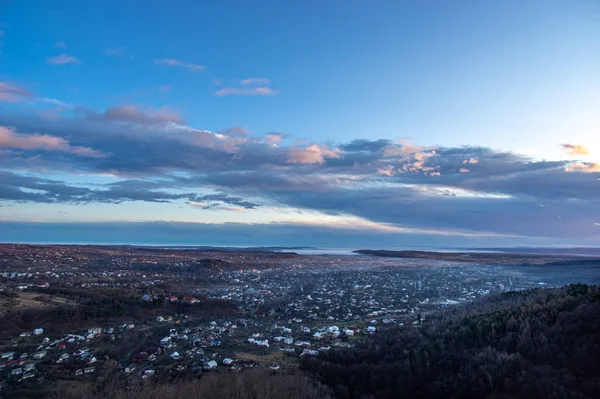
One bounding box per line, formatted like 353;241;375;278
154;58;204;72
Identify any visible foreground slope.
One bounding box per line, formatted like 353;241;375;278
302;284;600;399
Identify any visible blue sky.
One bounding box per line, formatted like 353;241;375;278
0;0;599;246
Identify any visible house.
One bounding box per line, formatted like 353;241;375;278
344;329;354;336
168;295;178;302
142;369;155;379
184;296;199;304
88;327;102;336
33;351;46;360
223;358;235;365
57;353;70;363
11;368;23;376
170;351;181;360
84;366;95;374
75;369;83;376
270;363;280;370
206;360;218;369
1;352;15;361
125;364;136;373
367;326;377;333
33;328;44;335
23;363;36;372
141;294;153;302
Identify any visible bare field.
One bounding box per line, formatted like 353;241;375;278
0;292;73;312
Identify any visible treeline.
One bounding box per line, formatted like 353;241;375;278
301;284;600;399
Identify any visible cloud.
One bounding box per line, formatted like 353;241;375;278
0;172;194;204
215;87;279;96
47;53;81;65
0;126;105;158
383;143;434;157
564;162;600;173
154;58;204;72
0;82;33;102
241;78;271;85
87;105;184;125
463;157;479;164
377;165;396;176
264;133;284;144
159;85;172;92
288;144;343;164
459;168;470;173
104;48;125;56
193;193;259;209
2;106;600;242
218;127;249;138
561;144;590;156
55;41;66;49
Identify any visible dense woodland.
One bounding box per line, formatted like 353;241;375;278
301;284;600;398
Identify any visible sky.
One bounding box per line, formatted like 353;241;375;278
0;0;599;247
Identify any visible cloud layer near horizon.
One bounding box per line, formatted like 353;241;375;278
0;94;599;244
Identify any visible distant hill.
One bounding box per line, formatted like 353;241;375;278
353;249;600;265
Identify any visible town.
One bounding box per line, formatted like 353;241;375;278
0;244;598;397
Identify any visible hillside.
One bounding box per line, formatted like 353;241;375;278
301;284;600;398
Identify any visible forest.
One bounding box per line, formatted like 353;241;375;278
301;284;600;399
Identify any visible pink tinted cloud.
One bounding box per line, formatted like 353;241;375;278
0;126;105;158
565;162;600;173
0;82;33;102
288;144;343;164
47;53;81;65
561;144;590;157
155;58;205;72
215;87;279;96
264;133;284;144
377;165;396;176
